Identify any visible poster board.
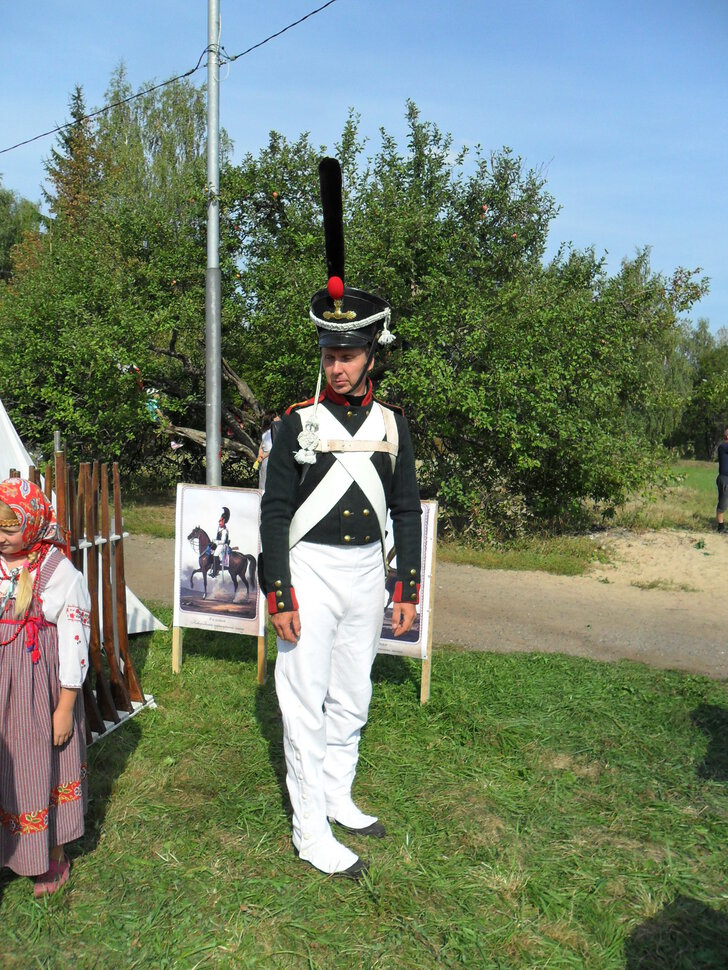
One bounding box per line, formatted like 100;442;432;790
172;487;437;700
378;500;438;702
172;484;266;678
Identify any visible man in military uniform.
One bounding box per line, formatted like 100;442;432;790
260;158;421;879
210;506;230;578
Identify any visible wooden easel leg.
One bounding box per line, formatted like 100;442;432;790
172;627;184;673
257;634;267;685
420;653;432;705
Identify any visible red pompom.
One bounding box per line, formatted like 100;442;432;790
328;276;344;300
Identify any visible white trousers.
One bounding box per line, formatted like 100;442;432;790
275;541;384;861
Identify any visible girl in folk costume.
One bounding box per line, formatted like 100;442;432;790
0;478;91;896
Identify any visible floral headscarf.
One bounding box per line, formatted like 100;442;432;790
0;478;61;555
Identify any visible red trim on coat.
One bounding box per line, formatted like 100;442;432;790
286;395;317;415
392;581;420;605
324;379;373;407
266;589;299;614
286;379;374;414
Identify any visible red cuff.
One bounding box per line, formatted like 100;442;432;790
267;588;299;614
393;581;420;605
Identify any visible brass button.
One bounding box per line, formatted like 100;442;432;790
362;508;370;516
365;535;370;542
410;569;417;576
410;593;417;601
344;535;351;542
410;580;416;587
346;410;353;417
274;580;282;588
343;509;351;517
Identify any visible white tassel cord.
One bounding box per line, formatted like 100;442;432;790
295;362;324;465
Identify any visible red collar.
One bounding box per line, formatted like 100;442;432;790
324;380;373;407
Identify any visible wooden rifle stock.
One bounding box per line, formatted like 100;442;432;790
81;463;118;724
100;464;131;712
112;464;144;702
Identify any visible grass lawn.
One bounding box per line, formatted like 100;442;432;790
610;461;717;533
2;615;726;968
121;494;177;539
441;460;718;576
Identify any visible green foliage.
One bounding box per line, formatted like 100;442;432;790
224;132;326;411
222;104;707;535
0;83;712;533
0;180;42;282
0;73;241;480
673;339;728;459
42;85;103;224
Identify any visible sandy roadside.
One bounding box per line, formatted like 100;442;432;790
124;529;728;680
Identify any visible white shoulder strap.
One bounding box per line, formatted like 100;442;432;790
379;405;399;472
289;403;396;549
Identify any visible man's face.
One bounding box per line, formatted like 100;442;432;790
322;347;372;397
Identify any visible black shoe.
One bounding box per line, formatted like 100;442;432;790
330;818;386;838
336;857;369;881
294;847;369;880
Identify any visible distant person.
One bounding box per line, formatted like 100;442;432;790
716;429;728;533
254;415;281;492
0;478;91;896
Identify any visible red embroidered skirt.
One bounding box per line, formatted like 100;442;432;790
0;607;87;877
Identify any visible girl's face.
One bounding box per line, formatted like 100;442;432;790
0;524;26;563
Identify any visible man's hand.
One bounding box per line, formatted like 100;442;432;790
391;602;416;637
271;609;301;644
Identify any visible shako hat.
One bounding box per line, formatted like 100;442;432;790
310;158;394;349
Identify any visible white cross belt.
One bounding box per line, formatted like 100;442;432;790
288;403;399;552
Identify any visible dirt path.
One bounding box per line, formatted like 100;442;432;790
124;529;728;680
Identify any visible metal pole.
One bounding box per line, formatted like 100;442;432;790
205;0;222;485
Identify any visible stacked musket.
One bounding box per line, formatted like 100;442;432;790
10;456;152;744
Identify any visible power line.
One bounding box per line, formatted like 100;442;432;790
0;51;209;157
0;0;342;158
222;0;339;63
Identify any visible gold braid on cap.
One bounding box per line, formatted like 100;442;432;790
0;516;20;527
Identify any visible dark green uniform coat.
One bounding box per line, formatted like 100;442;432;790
260;381;422;614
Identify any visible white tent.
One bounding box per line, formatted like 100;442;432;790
0;398;35;481
0;400;165;633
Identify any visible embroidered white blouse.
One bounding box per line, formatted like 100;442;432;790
0;551;91;688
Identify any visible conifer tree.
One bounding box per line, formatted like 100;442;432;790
43;86;102;226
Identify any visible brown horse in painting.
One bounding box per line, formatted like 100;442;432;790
187;526;257;600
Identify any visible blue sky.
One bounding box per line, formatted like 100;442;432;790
2;0;726;330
